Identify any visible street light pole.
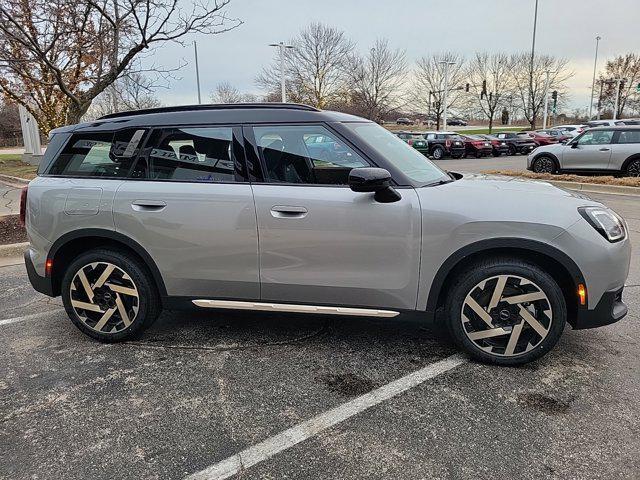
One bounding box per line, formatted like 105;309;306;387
269;42;294;102
589;35;601;120
542;70;550;129
193;41;202;104
529;0;539;128
440;61;455;131
613;78;623;120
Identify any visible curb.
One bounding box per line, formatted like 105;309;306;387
545;180;640;197
0;174;29;186
0;242;28;258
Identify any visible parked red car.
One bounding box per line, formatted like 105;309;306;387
518;131;558;146
536;129;572;143
460;134;493;158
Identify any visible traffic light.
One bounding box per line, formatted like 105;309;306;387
465;83;470;92
636;82;640;93
480;80;487;99
551;90;558;101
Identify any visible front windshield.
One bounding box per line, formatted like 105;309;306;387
345;122;449;184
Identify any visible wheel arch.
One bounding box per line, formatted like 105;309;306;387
48;229;167;299
425;238;585;327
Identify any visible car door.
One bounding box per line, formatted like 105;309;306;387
113;125;260;299
609;129;640;170
245;123;422;311
561;129;614;170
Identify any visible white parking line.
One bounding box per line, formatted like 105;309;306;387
185;353;467;480
0;309;62;327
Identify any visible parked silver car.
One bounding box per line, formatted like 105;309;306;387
527;126;640;176
22;104;631;365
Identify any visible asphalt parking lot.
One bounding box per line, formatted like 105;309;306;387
1;187;639;479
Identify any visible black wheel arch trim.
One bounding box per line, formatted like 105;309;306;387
425;237;586;317
48;228;168;298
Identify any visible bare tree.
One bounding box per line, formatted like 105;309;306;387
256;23;354;108
413;53;465;130
212;81;243;103
0;0;241;134
345;39;406;122
84;72;162;120
595;53;640;118
509;53;571;129
465;53;513;132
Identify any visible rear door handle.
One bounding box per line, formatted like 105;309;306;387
270;205;308;218
131;200;167;212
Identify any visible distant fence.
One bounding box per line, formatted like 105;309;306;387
0;132;23;147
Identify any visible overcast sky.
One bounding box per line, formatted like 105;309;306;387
146;0;640;110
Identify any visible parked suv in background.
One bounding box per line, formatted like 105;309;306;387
423;131;466;159
23;104;630;365
527;126;640;176
494;132;537;155
477;134;510;156
459;134;493;158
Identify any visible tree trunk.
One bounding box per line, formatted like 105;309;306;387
488;114;494;133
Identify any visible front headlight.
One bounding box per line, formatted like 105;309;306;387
578;206;627;242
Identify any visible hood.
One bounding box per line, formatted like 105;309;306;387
446;172;595;200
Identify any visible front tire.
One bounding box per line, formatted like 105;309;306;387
61;248;161;342
444;257;566;365
532;155;557;174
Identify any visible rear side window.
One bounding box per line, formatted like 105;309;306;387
617;130;640;144
48;129;146;177
142;127;240;182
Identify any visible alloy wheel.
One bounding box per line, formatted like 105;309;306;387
461;274;552;357
69;262;140;334
533;157;555;173
628;160;640;177
433;148;443;160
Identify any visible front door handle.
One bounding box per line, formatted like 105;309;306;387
599;148;611;151
131;200;167;212
270;205;308;218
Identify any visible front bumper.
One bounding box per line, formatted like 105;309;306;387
573;287;627;329
518;144;536;154
24;250;55;296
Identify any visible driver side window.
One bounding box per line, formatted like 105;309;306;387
253;125;369;185
577;130;613;145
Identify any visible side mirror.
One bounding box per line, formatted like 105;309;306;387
570;141;578;148
348;167;401;203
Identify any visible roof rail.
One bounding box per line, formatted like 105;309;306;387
97;103;320;120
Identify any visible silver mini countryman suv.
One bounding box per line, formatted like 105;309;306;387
22;104;631;365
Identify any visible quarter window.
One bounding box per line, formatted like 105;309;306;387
253;125;369;185
144;127;240;182
49;130;146;177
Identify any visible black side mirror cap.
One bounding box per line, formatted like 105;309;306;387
348;167;401;203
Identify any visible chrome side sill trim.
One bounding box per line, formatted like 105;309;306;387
191;299;399;318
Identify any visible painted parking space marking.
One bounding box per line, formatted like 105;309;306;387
0;309;63;327
185;353;467;480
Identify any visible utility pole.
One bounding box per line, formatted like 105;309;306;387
529;0;539;128
613;78;623;120
589;35;601;119
597;80;604;119
440;60;455;131
193;41;202;104
269;42;294;102
542;70;550;129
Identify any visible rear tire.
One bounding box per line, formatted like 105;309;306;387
61;248;161;342
444;257;566;366
432;146;445;160
626;159;640;177
508;144;517;156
